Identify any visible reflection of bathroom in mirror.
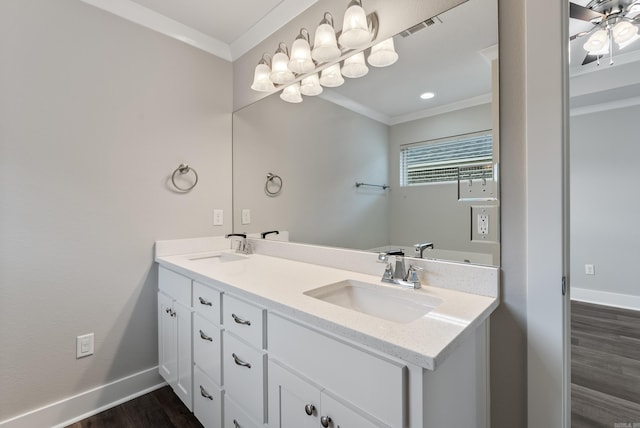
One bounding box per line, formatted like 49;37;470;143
233;0;499;266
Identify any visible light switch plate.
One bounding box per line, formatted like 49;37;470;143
76;333;94;359
241;209;251;225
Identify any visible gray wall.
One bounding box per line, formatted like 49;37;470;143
570;104;640;298
0;0;232;421
389;104;498;257
232;95;390;250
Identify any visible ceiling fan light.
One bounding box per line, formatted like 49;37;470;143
312;14;342;63
367;37;399;67
338;0;371;50
280;82;303;103
250;62;275;92
583;29;609;54
270;44;295;84
300;73;323;96
341;51;369;78
289;29;315;74
612;21;639;47
319;63;345;87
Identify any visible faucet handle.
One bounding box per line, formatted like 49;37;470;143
382;262;394;281
377;252;389;263
407;265;424;288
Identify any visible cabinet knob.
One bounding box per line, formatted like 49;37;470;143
165;308;171;314
231;313;251;326
233;419;240;428
199;330;213;342
320;416;332;427
304;404;316;416
198;296;213;306
199;385;213;400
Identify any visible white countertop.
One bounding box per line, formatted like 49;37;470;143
156;249;498;370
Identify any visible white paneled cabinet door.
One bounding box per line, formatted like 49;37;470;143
269;361;320;428
158;292;176;385
173;299;193;411
320;392;379;428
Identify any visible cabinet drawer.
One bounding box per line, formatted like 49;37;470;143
193;367;223;428
222;294;265;349
223;332;266;423
159;267;191;305
268;314;405;428
224;396;261;428
193;281;222;325
193;314;222;386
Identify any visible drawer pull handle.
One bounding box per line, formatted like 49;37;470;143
320;416;332;427
198;296;213;306
199;385;213;400
232;353;252;369
304;404;315;416
233;419;240;428
231;313;251;326
199;330;213;342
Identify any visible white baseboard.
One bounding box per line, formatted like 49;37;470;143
571;287;640;312
0;366;166;428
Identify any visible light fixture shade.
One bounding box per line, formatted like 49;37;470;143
583;29;609;55
341;52;369;78
338;0;371;49
312;13;341;63
319;63;345;87
270;45;295;84
280;83;303;103
289;30;315;74
251;62;276;92
300;74;323;96
612;21;639;48
367;37;399;67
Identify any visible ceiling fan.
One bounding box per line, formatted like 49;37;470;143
570;0;640;65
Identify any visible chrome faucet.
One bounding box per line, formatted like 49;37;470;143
377;250;423;289
225;233;253;254
414;242;434;258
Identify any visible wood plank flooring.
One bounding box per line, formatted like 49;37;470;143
572;300;640;427
65;386;202;428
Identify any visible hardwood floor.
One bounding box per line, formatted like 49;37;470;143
65;386;202;428
571;300;640;427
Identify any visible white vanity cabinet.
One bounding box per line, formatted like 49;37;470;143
158;267;193;411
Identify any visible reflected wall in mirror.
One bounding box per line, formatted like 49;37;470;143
233;0;499;266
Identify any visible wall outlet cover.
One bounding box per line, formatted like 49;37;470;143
213;209;223;226
76;333;94;359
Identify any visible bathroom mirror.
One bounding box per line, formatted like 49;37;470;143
232;0;500;266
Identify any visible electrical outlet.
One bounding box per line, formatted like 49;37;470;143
478;214;489;235
76;333;94;359
585;264;595;275
471;205;498;243
213;209;223;226
242;209;251;225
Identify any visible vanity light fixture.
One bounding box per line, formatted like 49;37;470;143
339;0;372;49
250;54;276;92
300;73;323;96
420;92;436;100
270;43;295;84
367;37;399;67
280;82;303;103
289;29;315;74
341;51;369;78
319;63;345;87
312;13;341;63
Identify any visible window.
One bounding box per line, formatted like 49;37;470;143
399;130;493;186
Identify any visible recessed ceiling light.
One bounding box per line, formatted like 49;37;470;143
420;92;435;100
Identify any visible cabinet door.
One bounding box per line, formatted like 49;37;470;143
268;361;320;428
173;299;193;411
320;393;381;428
158;292;176;385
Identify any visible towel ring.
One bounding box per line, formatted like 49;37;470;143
171;164;198;192
265;173;282;196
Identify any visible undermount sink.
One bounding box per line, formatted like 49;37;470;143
304;279;442;324
188;252;247;263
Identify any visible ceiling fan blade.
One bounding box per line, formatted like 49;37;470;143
570;2;605;22
582;54;602;65
570;31;589;41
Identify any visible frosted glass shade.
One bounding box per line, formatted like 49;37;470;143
280;83;303;103
312;23;341;63
300;74;323;96
319;63;345;87
583;29;609;54
270;51;295;84
367;37;399;67
289;37;315;74
341;52;369;78
612;21;639;48
338;1;371;49
251;63;275;92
